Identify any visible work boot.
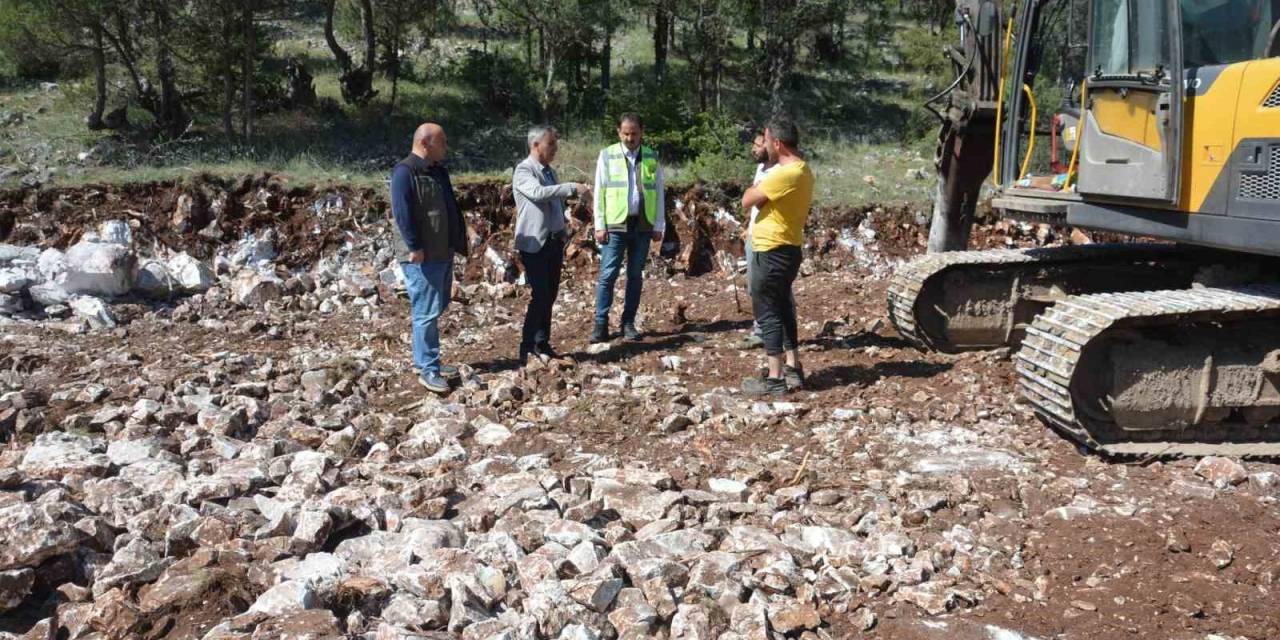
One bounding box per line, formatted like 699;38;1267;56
418;371;450;394
783;365;805;391
623;323;641;341
742;375;787;397
590;321;609;344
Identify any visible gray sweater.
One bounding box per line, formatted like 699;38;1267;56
512;157;576;253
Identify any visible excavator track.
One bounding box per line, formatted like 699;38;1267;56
887;244;1187;352
1017;286;1280;457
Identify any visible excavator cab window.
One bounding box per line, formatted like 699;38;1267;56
1180;0;1279;66
1091;0;1173;77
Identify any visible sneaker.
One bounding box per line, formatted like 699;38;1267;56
734;334;764;350
534;343;560;359
783;365;805;390
742;376;787;397
623;323;641;341
439;364;460;379
590;321;609;344
418;371;450;394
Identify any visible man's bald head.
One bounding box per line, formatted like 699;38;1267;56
412;122;448;163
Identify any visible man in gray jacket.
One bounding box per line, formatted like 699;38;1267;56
512;125;590;363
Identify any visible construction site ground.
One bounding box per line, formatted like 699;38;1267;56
1;177;1277;640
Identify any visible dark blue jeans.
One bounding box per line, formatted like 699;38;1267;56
594;229;651;325
401;260;452;375
519;235;564;349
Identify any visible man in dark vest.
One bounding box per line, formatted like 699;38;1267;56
390;122;468;393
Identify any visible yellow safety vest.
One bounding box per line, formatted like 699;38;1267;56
600;143;658;229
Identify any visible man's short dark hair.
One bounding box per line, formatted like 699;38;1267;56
765;116;800;150
618;112;643;128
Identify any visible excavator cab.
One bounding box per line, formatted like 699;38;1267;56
891;0;1280;456
997;0;1185;205
997;0;1280;252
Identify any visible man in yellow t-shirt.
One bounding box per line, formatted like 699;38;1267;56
740;116;814;397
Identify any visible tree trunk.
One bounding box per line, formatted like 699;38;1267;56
654;1;669;84
153;0;186;138
386;33;400;114
538;26;545;70
221;14;234;138
323;0;353;72
525;26;532;68
747;28;754;52
242;0;254;139
359;0;376;70
541;50;556;118
601;27;611;92
325;0;374;104
87;24;107;130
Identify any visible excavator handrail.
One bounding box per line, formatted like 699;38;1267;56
991;13;1016;188
1019;82;1037;180
1063;78;1087;191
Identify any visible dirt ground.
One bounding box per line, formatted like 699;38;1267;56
2;178;1277;640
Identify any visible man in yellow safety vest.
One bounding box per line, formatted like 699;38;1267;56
590;112;666;343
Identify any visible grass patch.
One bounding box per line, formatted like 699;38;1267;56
0;15;942;211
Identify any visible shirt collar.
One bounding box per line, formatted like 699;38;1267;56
527;156;551;174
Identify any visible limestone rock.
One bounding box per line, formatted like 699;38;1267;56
62;241;137;297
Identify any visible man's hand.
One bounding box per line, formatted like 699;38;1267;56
574;183;591;198
594;230;608;245
409;249;425;263
651;230;663;242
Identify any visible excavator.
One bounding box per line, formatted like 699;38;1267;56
889;0;1280;456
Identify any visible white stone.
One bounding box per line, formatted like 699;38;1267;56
19;432;109;480
62;241;136;297
0;267;35;294
231;268;283;307
69;295;117;328
0;245;39;266
167;252;214;293
133;261;176;298
708;478;748;498
106;438;169;467
28;282;68;307
36;248;65;281
0;293;22;314
474;422;513;447
248;580;318;616
92;220;133;246
228;231;277;269
280;552;347;599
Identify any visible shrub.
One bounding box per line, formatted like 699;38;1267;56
446;49;538;120
898;26;950;82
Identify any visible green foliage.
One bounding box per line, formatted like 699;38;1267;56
0;1;64;80
898;25;950;81
446;48;539;120
0;50;17;85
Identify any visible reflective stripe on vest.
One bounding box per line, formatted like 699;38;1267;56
601;143;658;227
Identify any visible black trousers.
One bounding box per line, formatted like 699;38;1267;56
749;244;802;357
520;234;564;349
